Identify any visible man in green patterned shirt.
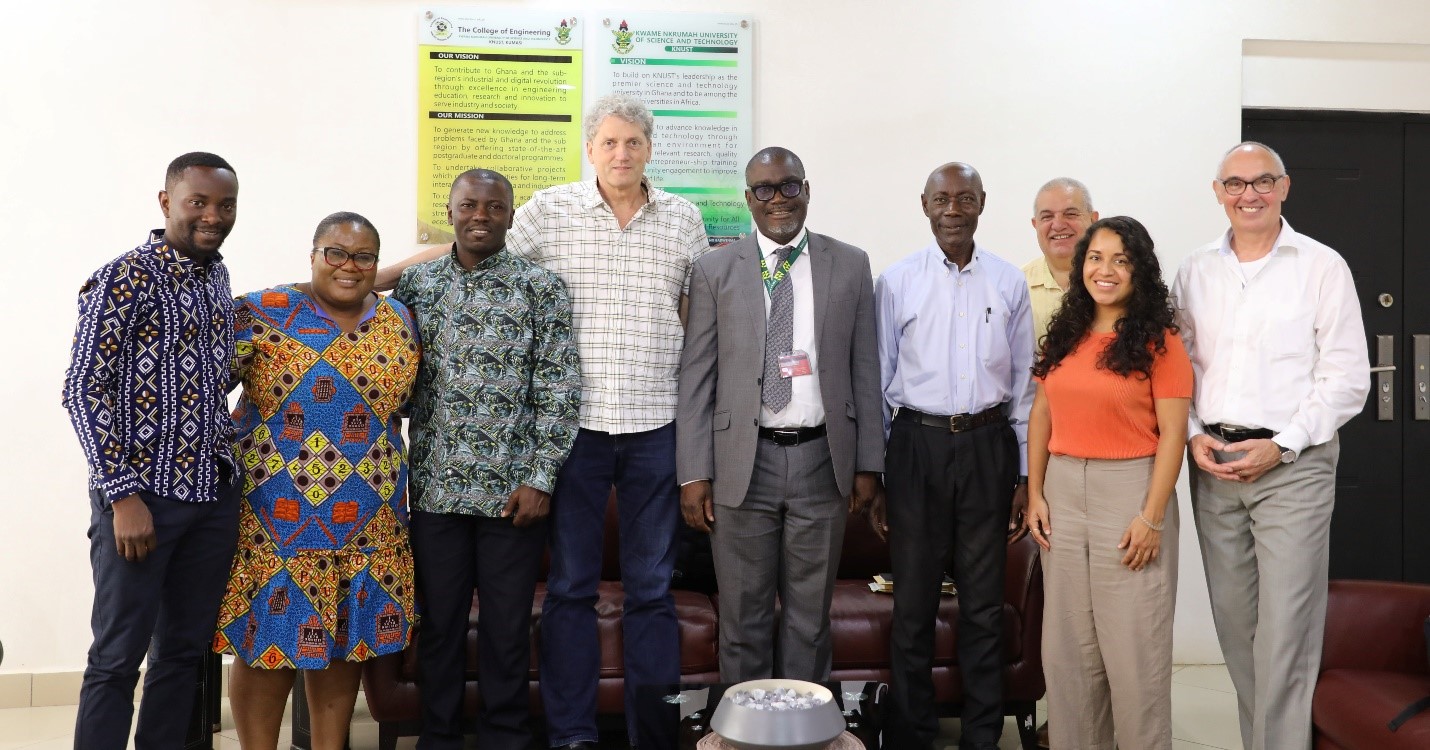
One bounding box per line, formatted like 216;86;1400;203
392;168;581;750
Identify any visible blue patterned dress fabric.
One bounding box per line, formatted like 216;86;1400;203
213;286;419;669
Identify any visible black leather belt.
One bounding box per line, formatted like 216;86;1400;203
758;424;826;446
1207;423;1275;442
897;405;1006;433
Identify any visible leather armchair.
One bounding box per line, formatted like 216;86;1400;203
1313;579;1430;749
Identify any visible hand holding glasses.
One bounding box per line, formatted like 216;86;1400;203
314;246;379;271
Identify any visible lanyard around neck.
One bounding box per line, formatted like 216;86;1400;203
759;234;809;296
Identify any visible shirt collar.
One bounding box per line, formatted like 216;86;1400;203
582;178;659;211
148;229;224;275
926;239;983;272
756;227;809;258
1217;217;1297;258
446;242;509;272
1026;255;1060;289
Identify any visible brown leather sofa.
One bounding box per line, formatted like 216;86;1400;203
1313;579;1430;749
357;492;720;750
353;494;1045;749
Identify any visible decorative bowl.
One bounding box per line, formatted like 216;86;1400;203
708;679;846;750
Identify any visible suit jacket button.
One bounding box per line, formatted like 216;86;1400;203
752;419;758;425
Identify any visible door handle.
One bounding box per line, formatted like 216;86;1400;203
1416;335;1430;421
1376;335;1394;421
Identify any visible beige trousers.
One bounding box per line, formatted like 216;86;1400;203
1191;436;1338;750
1042;455;1177;750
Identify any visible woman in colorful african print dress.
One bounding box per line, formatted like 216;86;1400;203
213;212;418;750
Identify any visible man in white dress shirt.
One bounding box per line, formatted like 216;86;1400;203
1173;141;1369;750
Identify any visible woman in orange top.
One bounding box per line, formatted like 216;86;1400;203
1026;216;1192;749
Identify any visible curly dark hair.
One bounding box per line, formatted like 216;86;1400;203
1031;215;1177;380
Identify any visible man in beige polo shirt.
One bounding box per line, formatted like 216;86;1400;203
1023;177;1098;349
1021;176;1096;748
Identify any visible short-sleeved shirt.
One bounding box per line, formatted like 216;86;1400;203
504;179;709;434
1040;329;1194;459
1021;255;1066;350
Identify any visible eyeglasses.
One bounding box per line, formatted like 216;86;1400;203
749;181;804;202
314;246;379;270
1218;174;1285;196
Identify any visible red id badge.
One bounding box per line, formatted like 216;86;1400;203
778;350;813;378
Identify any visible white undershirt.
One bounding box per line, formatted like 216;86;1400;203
1237;254;1272;283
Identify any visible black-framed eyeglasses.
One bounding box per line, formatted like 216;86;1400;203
749;181;804;202
1219;174;1285;196
314;246;379;270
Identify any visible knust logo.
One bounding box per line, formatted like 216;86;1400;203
555;18;573;45
612;19;634;54
430;17;453;41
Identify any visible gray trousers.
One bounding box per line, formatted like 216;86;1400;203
711;434;845;681
1190;435;1339;750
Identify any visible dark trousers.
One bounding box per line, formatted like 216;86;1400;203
885;417;1018;750
75;486;238;750
410;510;546;750
540;423;681;746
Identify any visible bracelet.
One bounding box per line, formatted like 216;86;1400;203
1137;512;1165;532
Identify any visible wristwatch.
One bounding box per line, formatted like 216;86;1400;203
1016;474;1028;485
1274;443;1296;464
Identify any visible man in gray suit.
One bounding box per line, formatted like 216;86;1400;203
677;147;885;681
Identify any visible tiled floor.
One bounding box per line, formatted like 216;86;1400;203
0;664;1241;749
962;664;1243;750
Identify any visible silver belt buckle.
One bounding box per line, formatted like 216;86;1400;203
769;429;800;446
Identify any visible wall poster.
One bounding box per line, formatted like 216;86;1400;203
416;8;583;243
590;12;754;244
416;10;754;246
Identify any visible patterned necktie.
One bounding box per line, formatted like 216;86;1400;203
762;246;795;412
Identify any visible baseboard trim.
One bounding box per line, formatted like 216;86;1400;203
0;666;234;708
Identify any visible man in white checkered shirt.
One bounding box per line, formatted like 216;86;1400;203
379;94;710;750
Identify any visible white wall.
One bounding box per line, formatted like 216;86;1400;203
1244;38;1430;111
5;0;1430;675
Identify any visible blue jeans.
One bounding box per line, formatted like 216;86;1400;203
540;423;681;746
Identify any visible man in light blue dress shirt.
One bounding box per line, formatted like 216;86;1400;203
871;162;1035;750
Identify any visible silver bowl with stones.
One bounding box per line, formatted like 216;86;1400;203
709;679;846;750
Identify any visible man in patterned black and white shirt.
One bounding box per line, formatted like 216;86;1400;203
379;94;709;750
